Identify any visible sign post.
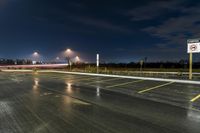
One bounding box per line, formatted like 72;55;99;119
96;54;99;73
140;60;144;72
189;53;192;80
187;39;200;80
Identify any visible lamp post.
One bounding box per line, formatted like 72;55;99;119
140;60;144;72
33;51;39;64
75;56;80;70
75;56;80;63
32;51;39;71
65;49;72;71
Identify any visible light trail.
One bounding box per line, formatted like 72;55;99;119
0;64;68;69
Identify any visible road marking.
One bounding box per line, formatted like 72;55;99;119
75;76;100;82
41;74;91;81
86;78;120;84
191;107;200;112
69;76;92;81
138;82;174;94
190;94;200;102
106;79;144;89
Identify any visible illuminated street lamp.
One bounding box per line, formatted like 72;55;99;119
32;51;39;64
65;48;72;71
66;48;71;53
55;57;60;63
56;57;60;60
75;56;80;63
33;52;39;57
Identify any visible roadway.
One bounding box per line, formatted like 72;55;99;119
0;72;200;133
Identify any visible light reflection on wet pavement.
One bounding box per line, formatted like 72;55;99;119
0;72;200;133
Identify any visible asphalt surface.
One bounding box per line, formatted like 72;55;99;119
0;72;200;133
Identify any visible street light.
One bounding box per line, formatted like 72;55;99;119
66;49;71;53
56;57;60;60
75;56;80;62
65;48;72;71
33;52;39;57
32;51;39;64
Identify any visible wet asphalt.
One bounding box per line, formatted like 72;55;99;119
0;72;200;133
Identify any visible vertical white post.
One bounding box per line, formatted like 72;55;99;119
97;54;99;73
189;53;192;80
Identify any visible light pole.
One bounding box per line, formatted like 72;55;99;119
65;49;72;71
75;56;80;70
75;56;80;63
32;51;39;71
33;51;39;64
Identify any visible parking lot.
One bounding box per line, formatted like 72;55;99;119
0;72;200;133
38;72;200;109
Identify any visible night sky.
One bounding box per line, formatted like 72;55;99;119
1;0;200;62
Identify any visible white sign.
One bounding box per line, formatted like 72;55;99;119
187;43;200;53
187;39;200;53
96;54;99;67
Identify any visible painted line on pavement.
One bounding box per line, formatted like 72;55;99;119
106;79;144;89
190;94;200;102
75;76;101;82
138;82;174;94
38;74;92;81
86;78;120;85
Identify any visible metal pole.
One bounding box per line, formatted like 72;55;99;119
97;54;99;73
189;53;192;80
140;60;143;72
66;56;72;71
69;61;72;71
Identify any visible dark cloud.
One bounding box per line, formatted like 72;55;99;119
142;4;200;48
0;0;7;8
127;0;181;21
68;16;133;33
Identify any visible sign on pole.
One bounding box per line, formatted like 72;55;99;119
187;39;200;80
187;39;200;53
